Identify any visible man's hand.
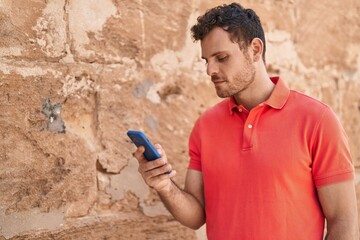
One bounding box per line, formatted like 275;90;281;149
133;144;205;229
133;144;177;193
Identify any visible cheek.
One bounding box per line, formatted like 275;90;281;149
221;63;237;77
233;66;255;82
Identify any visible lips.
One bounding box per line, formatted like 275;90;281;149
211;75;226;87
212;80;226;86
213;81;224;85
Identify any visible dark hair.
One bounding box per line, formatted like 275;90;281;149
191;2;266;62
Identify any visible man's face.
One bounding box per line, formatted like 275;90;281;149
201;27;256;99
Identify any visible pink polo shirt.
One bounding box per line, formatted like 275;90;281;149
189;77;354;240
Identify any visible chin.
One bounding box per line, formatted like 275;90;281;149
216;91;232;98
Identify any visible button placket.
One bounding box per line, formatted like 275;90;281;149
242;106;264;150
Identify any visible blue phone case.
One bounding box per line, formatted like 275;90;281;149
127;130;161;161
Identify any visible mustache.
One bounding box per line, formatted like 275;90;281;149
211;75;221;81
211;75;227;83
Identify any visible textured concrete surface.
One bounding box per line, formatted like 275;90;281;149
0;0;359;239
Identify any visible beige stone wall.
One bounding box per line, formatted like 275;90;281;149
0;0;359;239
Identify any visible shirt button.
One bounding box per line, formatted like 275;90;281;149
248;124;253;129
238;108;242;112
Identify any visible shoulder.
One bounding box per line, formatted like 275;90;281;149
289;90;329;109
191;98;230;134
198;98;230;121
287;90;332;118
288;90;344;136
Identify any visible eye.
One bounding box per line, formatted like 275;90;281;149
217;55;229;62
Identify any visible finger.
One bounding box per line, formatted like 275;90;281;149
143;158;166;173
145;169;177;188
154;144;167;163
154;144;162;155
133;146;146;162
164;169;176;178
138;156;166;175
143;163;173;179
155;169;177;181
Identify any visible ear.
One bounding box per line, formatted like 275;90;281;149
250;38;263;62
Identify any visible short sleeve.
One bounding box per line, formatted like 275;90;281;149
311;107;355;188
188;119;202;171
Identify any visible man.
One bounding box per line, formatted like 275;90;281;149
133;3;359;239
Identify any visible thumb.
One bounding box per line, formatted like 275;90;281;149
154;144;166;159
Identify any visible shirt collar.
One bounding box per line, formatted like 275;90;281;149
228;76;290;114
265;76;290;109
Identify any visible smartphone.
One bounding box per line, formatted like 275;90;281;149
127;130;161;161
127;130;171;174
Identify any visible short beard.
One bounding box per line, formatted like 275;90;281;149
215;61;256;98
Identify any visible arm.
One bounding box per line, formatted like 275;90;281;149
134;144;206;229
317;180;359;240
159;169;205;229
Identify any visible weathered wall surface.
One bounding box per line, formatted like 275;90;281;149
0;0;359;239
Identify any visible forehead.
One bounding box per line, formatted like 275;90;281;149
200;27;239;59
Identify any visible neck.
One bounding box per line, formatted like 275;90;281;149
233;67;275;110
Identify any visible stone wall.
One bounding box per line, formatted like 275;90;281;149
0;0;359;239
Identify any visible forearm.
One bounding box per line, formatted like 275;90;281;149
325;219;359;240
317;180;359;240
157;180;206;229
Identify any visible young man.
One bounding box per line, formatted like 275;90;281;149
133;3;358;239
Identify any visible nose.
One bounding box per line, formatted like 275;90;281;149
206;61;219;76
